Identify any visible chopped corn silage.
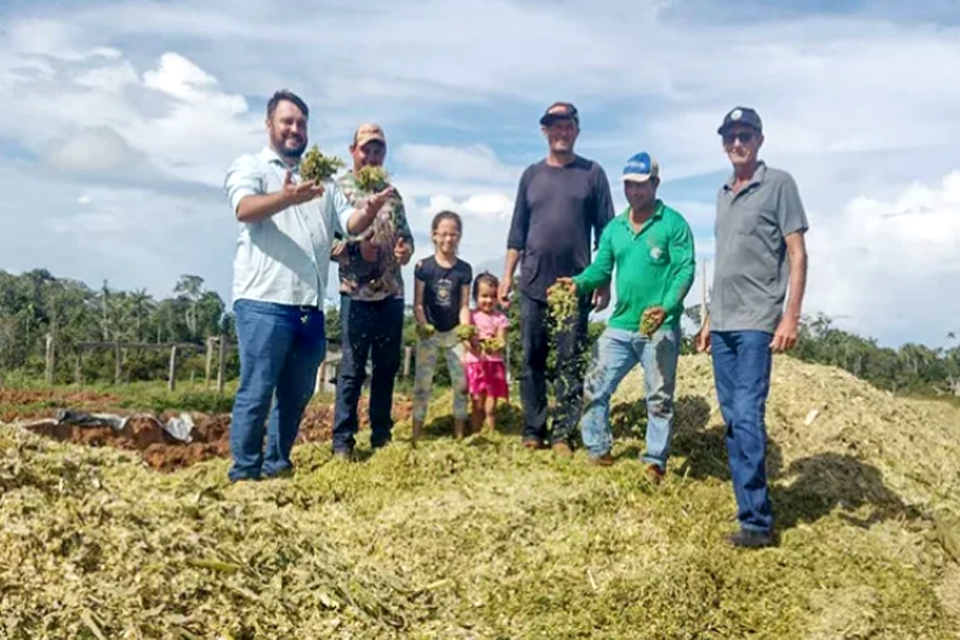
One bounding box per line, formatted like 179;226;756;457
2;354;960;638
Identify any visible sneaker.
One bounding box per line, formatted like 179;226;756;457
552;440;573;458
522;437;544;450
645;464;664;485
588;453;614;466
726;530;775;549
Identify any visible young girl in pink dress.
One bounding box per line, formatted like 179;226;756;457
463;272;510;433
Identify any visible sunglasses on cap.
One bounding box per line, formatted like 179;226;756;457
722;131;757;145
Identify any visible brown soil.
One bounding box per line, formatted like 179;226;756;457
21;396;413;472
0;389;121;422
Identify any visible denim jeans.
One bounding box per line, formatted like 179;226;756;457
332;295;404;452
580;326;680;468
710;330;774;533
413;329;468;423
520;293;590;444
229;299;326;482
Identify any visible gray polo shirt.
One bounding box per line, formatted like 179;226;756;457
710;162;808;333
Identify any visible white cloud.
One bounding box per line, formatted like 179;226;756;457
806;171;960;346
1;0;959;346
423;194;514;222
394;144;520;185
45;126;143;172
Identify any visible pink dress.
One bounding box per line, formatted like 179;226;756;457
464;309;509;399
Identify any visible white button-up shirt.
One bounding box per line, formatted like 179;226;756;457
224;147;354;307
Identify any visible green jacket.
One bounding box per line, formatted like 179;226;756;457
573;200;695;331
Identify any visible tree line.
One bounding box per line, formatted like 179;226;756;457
1;269;957;398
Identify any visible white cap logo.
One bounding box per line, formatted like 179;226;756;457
731;109;743;120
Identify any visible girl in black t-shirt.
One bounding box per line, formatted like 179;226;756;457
412;211;473;440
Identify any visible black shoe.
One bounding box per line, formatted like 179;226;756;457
264;467;295;479
522;437;544;450
726;530;775;549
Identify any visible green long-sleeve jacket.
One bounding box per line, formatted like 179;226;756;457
573;200;695;331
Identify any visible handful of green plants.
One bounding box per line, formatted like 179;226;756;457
547;281;578;328
455;324;477;342
299;145;345;182
480;336;506;354
355;165;390;192
416;323;436;339
640;307;665;337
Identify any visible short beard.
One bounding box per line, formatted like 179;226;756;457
272;133;306;160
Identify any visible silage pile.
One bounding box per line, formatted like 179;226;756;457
2;355;960;638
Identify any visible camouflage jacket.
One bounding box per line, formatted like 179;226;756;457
332;170;414;301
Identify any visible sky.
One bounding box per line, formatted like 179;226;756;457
1;0;958;348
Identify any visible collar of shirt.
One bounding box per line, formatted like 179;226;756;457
258;146;299;173
617;199;665;236
723;160;767;195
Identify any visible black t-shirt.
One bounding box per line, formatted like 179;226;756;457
506;156;615;301
414;256;473;332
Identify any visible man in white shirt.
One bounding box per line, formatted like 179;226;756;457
223;90;393;481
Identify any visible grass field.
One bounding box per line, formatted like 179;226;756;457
2;354;959;638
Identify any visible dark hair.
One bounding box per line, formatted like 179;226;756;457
472;271;499;302
267;90;309;120
431;210;462;234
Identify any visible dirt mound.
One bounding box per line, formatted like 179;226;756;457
21;396;413;471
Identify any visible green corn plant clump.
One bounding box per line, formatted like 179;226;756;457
547;283;578;332
355;165;390;192
416;324;436;339
640;307;661;337
480;336;506;355
455;324;477;342
299;145;345;182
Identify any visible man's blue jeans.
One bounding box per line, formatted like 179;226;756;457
229;299;326;482
580;326;680;469
710;330;774;533
332;295;404;453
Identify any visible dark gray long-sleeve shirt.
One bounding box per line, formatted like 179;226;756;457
507;156;615;301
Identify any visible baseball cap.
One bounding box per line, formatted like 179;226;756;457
622;152;659;183
539;101;579;126
353;123;386;147
717;107;762;135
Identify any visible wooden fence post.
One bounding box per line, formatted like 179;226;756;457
75;348;83;385
403;346;412;378
216;336;227;394
44;334;55;386
114;341;122;385
168;345;178;392
204;337;214;389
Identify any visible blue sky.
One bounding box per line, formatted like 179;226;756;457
1;0;959;348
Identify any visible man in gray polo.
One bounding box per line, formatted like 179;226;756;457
696;106;808;548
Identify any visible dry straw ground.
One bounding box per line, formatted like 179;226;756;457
2;354;959;639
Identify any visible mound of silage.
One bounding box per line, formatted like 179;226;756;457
2;355;960;638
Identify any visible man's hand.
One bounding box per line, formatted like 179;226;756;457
282;170;324;205
592;283;610;312
549;277;577;298
694;328;711;353
394;237;412;265
366;186;397;216
498;274;514;307
770;315;800;352
359;238;379;263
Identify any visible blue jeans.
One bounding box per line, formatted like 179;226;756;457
229;299;326;482
332;295;404;452
710;330;774;533
580;326;680;469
